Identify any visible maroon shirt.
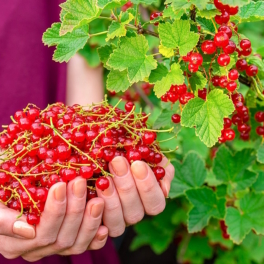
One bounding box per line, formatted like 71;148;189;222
0;1;120;263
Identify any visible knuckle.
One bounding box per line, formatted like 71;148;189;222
36;237;57;247
105;201;120;212
54;239;75;250
117;182;135;195
141;181;156;194
67;206;85;216
68;246;87;255
109;225;125;237
125;211;144;225
146;199;166;216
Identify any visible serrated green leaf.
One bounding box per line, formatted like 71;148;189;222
153;63;184;98
257;144;264;164
189;72;207;93
166;0;208;11
159;45;174;58
197;9;221;19
232;1;264;22
159;20;200;56
221;0;250;7
149;63;169;83
60;0;100;35
181;89;235;147
106;70;131;92
163;6;185;19
169;152;207;198
97;44;115;69
107;35;157;83
42;23;89;63
252;171;264;193
196;17;216;33
153;102;181;134
186;187;226;233
97;0;124;9
78;44;100;67
211;54;237;75
226;193;264;244
131;0;158;4
213;145;257;191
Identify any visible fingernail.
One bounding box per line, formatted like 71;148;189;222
100;179;114;196
54;183;66;202
97;233;108;241
91;202;104;218
73;178;87;198
13;221;35;239
131;161;148;180
111;157;128;177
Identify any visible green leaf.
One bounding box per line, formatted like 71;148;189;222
196;17;216;33
131;0;158;4
42;23;89;63
226;193;264;244
252;171;264;193
159;20;200;56
213;145;257;191
159;45;174;58
153;63;184;98
97;0;125;9
60;0;100;35
166;0;208;11
169;152;207;198
107;35;157;83
106;12;134;41
106;70;131;92
78;44;100;67
97;44;115;69
181;89;235;147
189;72;207;93
148;63;169;83
186;187;226;233
163;6;185;20
197;9;220;19
153;102;181;134
221;0;250;7
257;144;264;164
232;1;264;22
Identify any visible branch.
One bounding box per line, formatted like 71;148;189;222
239;75;251;87
190;5;196;22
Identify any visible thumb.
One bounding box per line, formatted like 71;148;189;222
0;203;35;239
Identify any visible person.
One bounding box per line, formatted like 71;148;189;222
0;0;174;263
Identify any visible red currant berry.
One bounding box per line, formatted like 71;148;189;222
214;32;229;48
223;129;235;141
126;149;142;163
255;112;264;122
212;76;220;86
201;40;217;54
240;39;251;50
198;88;207;100
96;177;110;191
0;172;10;185
226;81;237;92
161;94;168;102
236;59;248;71
241;48;252;57
80;166;94;179
219;76;228;88
246;65;258;77
31;122;44;137
257;126;264;136
229;6;239;15
167;92;179;103
8;123;20;136
218;54;230;66
228;69;239;81
215;11;230;25
27;213;40;225
171;114;181;124
188;63;199;73
18;117;31;131
142;132;156;145
223;40;236;54
218;25;232;39
27;108;40;121
153;166;165;181
189;53;203;66
125;101;135;112
223;118;232;129
57;144;72;160
238;124;250;134
179;93;194;105
176;84;187;95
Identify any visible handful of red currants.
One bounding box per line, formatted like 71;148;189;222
0;101;169;225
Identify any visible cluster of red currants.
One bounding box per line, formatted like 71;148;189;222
150;11;163;26
0;101;167;225
121;1;133;11
220;220;230;240
255;111;264;136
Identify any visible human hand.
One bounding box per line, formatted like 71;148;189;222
0;177;108;262
96;156;175;237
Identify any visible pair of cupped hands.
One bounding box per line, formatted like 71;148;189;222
0;156;174;262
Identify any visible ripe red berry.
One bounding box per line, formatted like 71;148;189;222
161;94;168;102
218;54;230;66
153;166;165;181
223;129;236;141
219;76;228;88
236;59;248;71
189;53;203;66
179;93;194;105
14;111;26;121
223;40;236;54
125;101;135;112
212;76;220;86
226;81;237;92
126;149;142;163
8;123;20;136
214;32;229;48
240;39;251;50
27;108;40;121
201;40;217;54
188;63;199;73
0;172;10;185
18;117;31;131
96;177;110;191
246;65;258;77
228;69;239;81
218;25;232;39
256;126;264;136
176;84;187;95
142;132;156;145
214;0;229;11
198;88;207;100
80;166;94;179
215;11;230;25
255;111;264;122
57;144;71;160
167;92;179;103
171;114;181;123
27;213;40;225
229;6;239;15
238;124;250;134
150;12;162;26
31;122;44;137
223;118;232;129
241;48;252;57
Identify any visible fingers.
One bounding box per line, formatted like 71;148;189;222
1;183;67;257
96;178;126;237
109;157;144;225
87;226;108;250
158;157;175;197
0;204;35;239
131;161;166;216
61;197;105;255
21;177;87;260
